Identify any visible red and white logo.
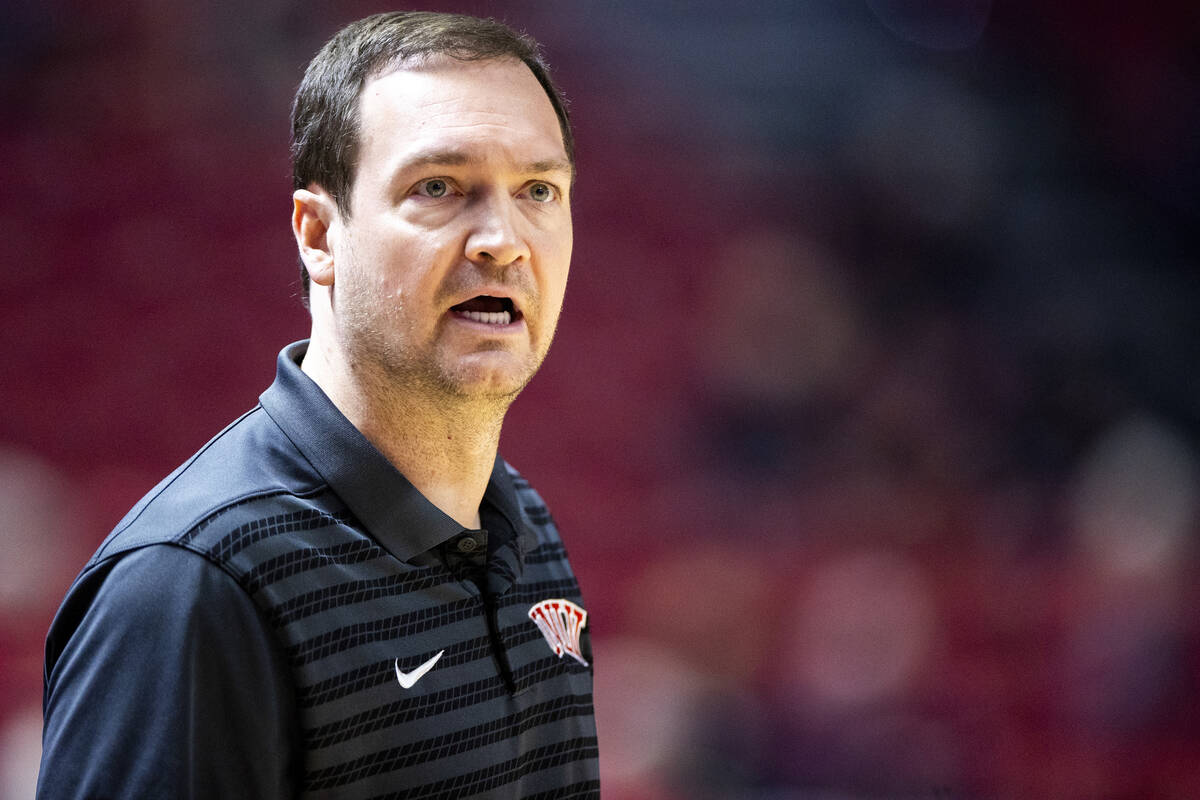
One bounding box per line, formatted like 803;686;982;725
528;598;589;667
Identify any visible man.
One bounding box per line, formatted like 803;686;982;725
38;11;598;798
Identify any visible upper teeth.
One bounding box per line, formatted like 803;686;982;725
459;310;512;325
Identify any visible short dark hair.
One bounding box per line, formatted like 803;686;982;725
290;11;573;299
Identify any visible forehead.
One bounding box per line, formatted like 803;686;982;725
355;57;566;170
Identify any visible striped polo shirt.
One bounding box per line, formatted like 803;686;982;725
39;340;600;799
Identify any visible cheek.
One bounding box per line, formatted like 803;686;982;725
539;228;573;301
346;228;445;297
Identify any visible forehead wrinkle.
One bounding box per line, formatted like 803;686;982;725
385;145;572;184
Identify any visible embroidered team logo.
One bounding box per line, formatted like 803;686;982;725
528;599;589;667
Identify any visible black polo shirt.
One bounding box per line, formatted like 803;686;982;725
38;340;599;799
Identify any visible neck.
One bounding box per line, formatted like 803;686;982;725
301;336;507;530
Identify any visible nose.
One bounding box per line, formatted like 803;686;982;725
464;192;530;268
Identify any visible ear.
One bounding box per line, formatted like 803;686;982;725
292;188;339;287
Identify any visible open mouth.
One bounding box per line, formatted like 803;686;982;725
449;295;521;326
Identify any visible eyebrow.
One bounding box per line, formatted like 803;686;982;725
524;158;574;176
401;149;573;177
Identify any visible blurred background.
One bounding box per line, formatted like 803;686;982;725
2;0;1198;797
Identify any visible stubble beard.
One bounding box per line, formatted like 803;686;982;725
331;228;560;418
337;279;555;419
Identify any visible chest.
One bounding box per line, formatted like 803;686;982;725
226;521;596;797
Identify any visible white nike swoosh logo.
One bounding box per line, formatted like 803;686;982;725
394;650;444;689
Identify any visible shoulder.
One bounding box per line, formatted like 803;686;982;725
93;404;327;563
44;541;279;701
40;543;300;798
501;461;580;579
502;460;562;540
48;541;265;652
54;543;251;648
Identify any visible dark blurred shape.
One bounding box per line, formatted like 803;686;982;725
868;0;993;50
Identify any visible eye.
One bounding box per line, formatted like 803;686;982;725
415;178;450;198
525;182;557;203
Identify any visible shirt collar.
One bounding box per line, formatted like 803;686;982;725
258;340;519;563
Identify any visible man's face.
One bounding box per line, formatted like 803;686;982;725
327;57;573;402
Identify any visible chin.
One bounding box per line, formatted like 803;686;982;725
440;361;540;401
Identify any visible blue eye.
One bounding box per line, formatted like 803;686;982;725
527;182;555;203
419;179;448;198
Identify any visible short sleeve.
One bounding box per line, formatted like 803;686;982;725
38;544;300;799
